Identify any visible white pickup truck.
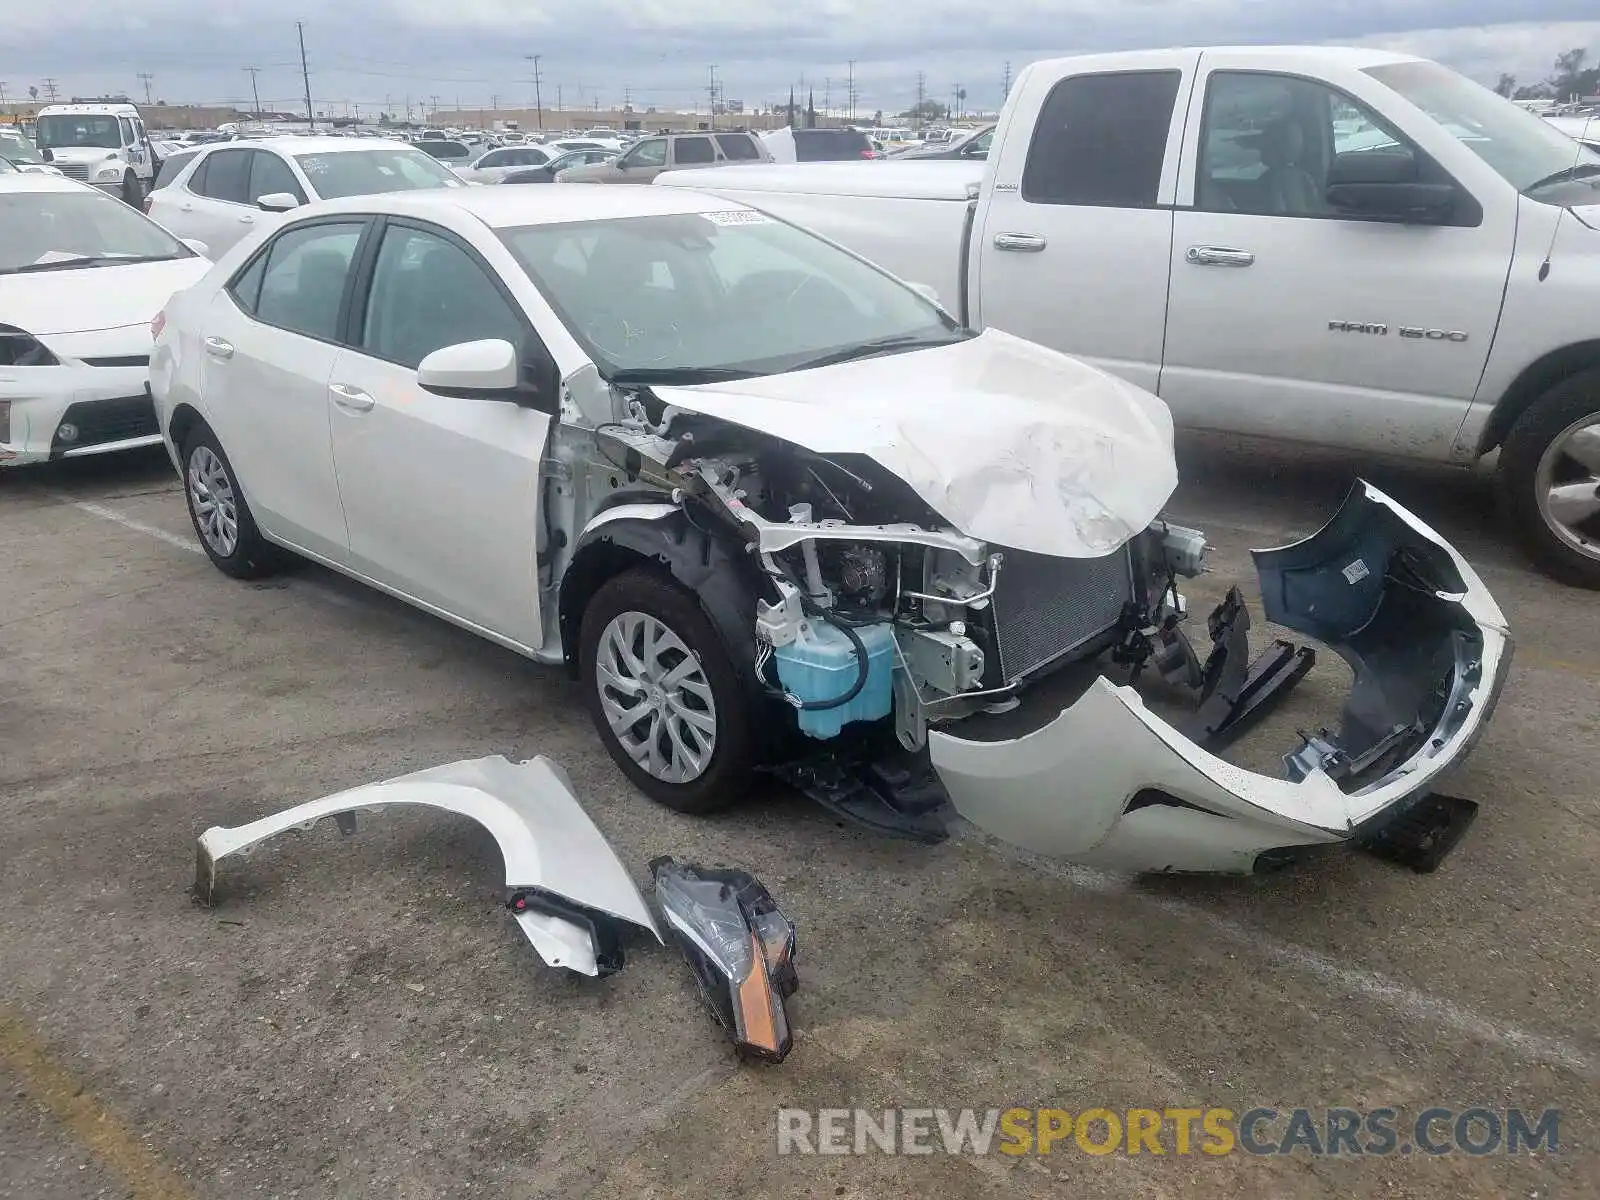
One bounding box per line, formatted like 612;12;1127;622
658;46;1600;586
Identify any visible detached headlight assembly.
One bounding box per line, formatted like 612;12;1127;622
0;325;59;367
650;857;799;1062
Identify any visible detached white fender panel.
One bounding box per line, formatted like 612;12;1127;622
195;755;662;976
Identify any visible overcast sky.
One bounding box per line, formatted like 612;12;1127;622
3;3;1597;117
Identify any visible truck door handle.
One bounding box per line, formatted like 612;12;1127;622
329;383;375;412
993;232;1048;252
203;336;234;360
1186;245;1256;268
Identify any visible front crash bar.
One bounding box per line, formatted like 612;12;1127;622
929;482;1511;874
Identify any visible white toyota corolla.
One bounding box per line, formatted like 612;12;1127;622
149;185;1510;876
1;173;209;466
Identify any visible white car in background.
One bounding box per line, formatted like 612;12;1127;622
1545;114;1600;152
146;184;1507;877
146;137;466;257
0;127;64;176
456;144;559;184
1;173;209;465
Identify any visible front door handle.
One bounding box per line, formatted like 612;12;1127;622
329;383;375;412
203;336;233;359
1186;245;1256;268
993;232;1048;253
179;202;193;212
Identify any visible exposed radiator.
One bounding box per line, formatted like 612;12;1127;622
988;546;1134;681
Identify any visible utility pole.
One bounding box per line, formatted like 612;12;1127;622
556;85;562;112
296;22;314;132
1002;61;1012;102
952;83;960;121
430;95;440;121
137;72;154;105
623;85;631;111
0;82;8;109
524;54;543;129
707;65;718;129
847;60;856;122
42;78;60;102
243;67;262;115
914;71;926;130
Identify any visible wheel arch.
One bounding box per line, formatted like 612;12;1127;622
1479;341;1600;455
167;401;208;453
556;506;774;689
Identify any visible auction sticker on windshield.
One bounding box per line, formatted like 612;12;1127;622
703;210;774;226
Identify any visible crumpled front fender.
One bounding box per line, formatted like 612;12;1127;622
930;482;1512;874
195;756;663;975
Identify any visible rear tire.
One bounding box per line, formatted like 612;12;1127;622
579;568;756;814
1500;369;1600;589
180;426;281;580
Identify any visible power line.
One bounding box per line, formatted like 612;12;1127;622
296;21;314;132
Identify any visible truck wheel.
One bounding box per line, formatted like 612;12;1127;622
579;568;756;814
122;171;144;208
181;426;282;580
1500;369;1600;589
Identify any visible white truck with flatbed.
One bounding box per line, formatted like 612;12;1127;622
658;46;1600;586
33;102;157;206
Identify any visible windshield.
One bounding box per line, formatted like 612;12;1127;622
0;129;45;164
500;210;962;380
0;190;188;274
1365;61;1600;195
294;148;464;198
36;114;123;150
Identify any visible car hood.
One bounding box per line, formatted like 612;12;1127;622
0;256;209;336
652;328;1178;558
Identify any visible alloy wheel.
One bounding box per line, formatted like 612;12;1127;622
594;610;718;784
1535;414;1600;562
187;444;239;558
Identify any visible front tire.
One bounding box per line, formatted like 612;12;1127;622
1500;369;1600;589
579;568;756;814
121;171;144;208
181;426;281;579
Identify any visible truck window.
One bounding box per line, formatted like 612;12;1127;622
675;136;715;165
1196;72;1421;218
1021;70;1180;207
118;117;135;146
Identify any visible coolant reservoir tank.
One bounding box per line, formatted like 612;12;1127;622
774;620;895;739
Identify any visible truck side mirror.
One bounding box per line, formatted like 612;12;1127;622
40;147;53;162
1325;151;1458;224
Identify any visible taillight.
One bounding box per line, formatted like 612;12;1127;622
142;193;154;214
860;148;879;159
150;310;167;341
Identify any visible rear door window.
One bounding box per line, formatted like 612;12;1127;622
674;137;715;165
196;148;253;205
253;221;367;342
1021;70;1181;207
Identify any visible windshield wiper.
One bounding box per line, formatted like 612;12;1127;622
1524;161;1600;193
608;366;760;386
788;331;969;373
4;254;181;275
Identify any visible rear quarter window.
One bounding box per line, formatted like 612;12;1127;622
154;150;198;189
674;137;715;165
715;134;761;161
794;129;872;161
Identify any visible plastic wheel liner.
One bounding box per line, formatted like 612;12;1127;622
928;482;1513;874
194;756;663;976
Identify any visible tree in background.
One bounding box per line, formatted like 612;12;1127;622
1495;73;1516;97
1550;47;1598;100
899;99;948;121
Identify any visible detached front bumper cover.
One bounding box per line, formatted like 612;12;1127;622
194;755;663;976
930;482;1512;874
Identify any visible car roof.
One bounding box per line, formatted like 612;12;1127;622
307;182;751;228
0;171;103;195
1027;45;1423;74
193;136;418;157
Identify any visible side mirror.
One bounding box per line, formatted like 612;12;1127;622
417;338;557;411
40;147;53;162
1325;151;1457;224
256;192;301;213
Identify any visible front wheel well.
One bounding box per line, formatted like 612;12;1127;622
1479;340;1600;454
557;541;668;676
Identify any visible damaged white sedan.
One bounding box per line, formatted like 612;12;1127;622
149;184;1511;875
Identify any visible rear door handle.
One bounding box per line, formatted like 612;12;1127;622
179;203;193;212
238;213;255;224
993;232;1047;252
203;336;233;359
1186;245;1256;268
329;383;375;412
